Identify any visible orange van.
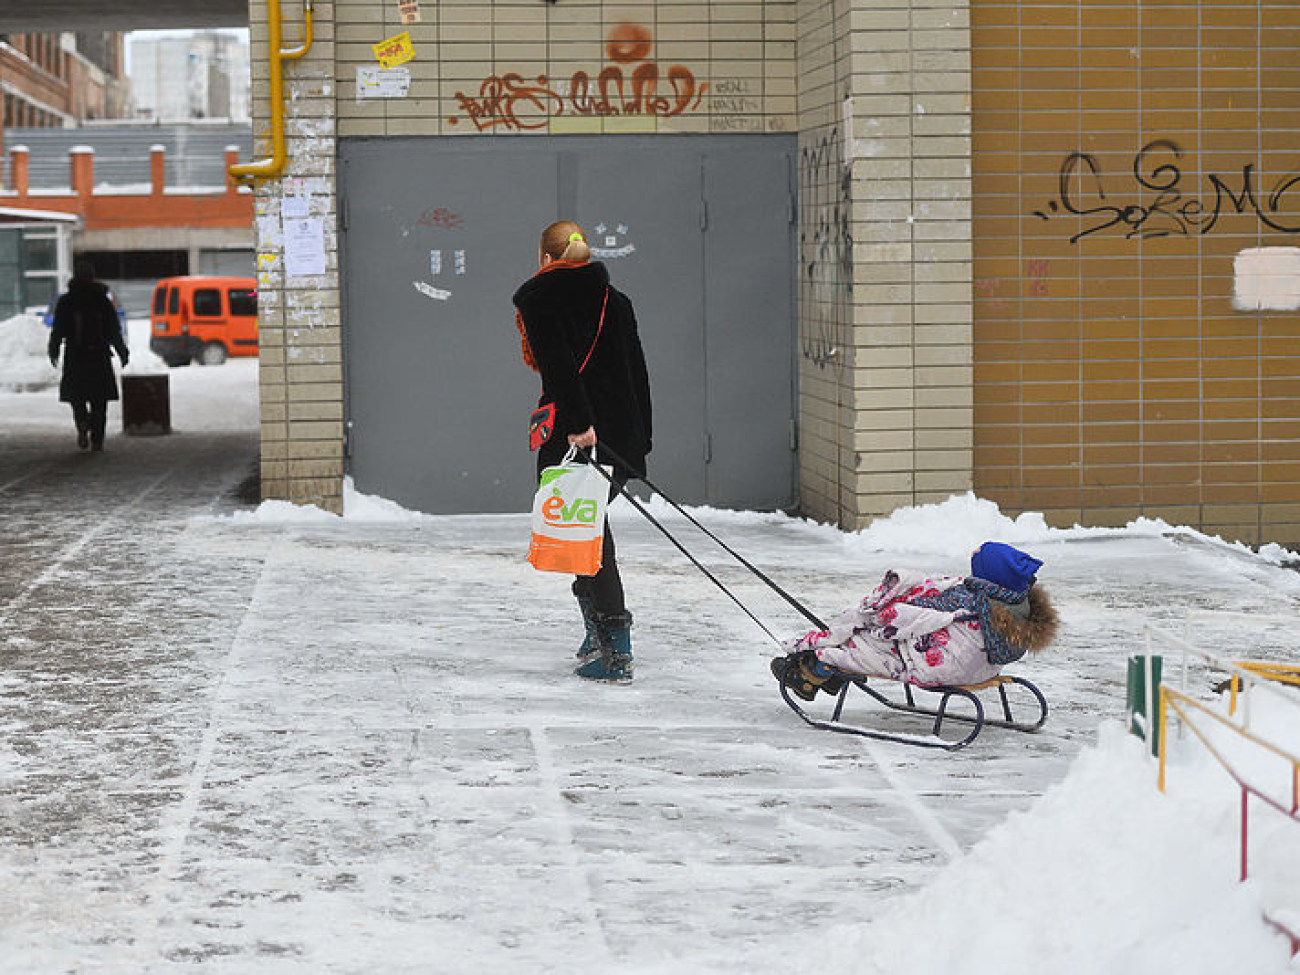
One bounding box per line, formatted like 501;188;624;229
150;276;258;366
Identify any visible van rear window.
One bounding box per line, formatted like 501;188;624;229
153;286;167;315
193;289;222;317
167;287;178;315
228;288;258;317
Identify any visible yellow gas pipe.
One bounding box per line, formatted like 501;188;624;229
229;0;315;183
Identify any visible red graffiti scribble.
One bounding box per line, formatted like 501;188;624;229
607;22;653;63
448;26;708;130
1026;260;1049;296
417;208;463;230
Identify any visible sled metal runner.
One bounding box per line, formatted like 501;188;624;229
777;670;1049;751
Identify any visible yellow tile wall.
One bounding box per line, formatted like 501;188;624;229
334;0;798;136
972;0;1300;544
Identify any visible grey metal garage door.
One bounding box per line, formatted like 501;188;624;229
339;134;796;514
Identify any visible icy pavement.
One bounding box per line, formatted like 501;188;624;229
2;358;1299;972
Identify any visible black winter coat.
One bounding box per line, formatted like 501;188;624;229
49;280;129;403
513;262;653;480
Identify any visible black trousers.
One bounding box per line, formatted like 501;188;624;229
70;400;108;445
571;479;627;617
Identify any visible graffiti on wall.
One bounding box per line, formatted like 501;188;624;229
448;24;707;131
1033;140;1300;243
800;129;853;370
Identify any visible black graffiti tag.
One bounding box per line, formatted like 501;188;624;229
799;130;852;370
1034;140;1300;243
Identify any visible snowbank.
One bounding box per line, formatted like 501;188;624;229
771;718;1300;975
213;476;430;524
0;312;58;391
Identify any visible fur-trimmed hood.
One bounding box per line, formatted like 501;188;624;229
987;585;1059;655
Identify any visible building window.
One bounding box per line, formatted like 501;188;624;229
22;229;60;312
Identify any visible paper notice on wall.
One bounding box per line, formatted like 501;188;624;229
397;0;421;24
282;194;310;219
283;218;327;278
1233;247;1300;311
357;66;411;101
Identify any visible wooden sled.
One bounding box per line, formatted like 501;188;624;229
777;669;1049;751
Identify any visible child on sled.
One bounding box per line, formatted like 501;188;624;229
772;542;1059;701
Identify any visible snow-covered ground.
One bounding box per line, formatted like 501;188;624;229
1;313;1298;972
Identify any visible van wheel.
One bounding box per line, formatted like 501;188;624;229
199;342;228;366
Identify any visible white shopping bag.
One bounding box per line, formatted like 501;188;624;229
527;446;612;575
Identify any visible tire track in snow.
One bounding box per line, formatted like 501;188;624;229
859;737;962;862
528;722;616;964
151;537;280;884
0;463;52;496
0;466;173;629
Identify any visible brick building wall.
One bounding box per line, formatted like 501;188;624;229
971;0;1300;544
248;0;344;511
247;0;1298;544
796;0;973;529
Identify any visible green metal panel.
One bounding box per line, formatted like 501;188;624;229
0;229;26;320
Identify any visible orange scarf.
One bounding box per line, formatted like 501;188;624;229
514;259;589;373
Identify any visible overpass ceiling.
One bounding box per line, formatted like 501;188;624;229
0;0;248;32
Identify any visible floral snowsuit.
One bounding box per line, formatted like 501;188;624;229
786;569;1028;687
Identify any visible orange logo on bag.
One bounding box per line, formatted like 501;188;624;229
541;490;599;528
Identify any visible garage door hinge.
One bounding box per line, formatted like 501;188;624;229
790;418;798;452
699;199;708;232
704;432;713;464
344;419;353;458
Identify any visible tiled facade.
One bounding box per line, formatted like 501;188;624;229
971;0;1300;544
248;0;1298;544
249;0;345;511
796;0;973;528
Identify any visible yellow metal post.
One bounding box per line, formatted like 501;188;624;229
1158;684;1169;792
229;0;315;183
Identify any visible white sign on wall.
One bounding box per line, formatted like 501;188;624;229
357;66;411;101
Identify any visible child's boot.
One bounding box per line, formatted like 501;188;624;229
771;651;843;701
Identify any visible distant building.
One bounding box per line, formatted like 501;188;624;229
0;123;253;319
0;32;131;128
128;32;249;123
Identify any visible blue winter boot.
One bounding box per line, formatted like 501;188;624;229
575;595;601;660
575;611;633;683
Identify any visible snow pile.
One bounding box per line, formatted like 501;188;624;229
839;491;1299;568
215;476;429;524
776;717;1300;975
0;312;58;392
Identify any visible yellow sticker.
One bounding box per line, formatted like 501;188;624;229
373;32;415;69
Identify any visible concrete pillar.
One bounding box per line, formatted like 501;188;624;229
9;146;28;198
70;146;94;199
150;144;166;197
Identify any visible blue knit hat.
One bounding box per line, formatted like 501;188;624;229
970;542;1042;593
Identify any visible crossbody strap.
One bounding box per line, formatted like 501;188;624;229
577;287;610;374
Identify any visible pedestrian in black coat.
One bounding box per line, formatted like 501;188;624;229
48;260;129;451
513;220;653;684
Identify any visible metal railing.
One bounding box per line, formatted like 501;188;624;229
1141;626;1300;884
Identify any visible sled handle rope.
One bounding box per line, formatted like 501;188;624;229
577;445;828;642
